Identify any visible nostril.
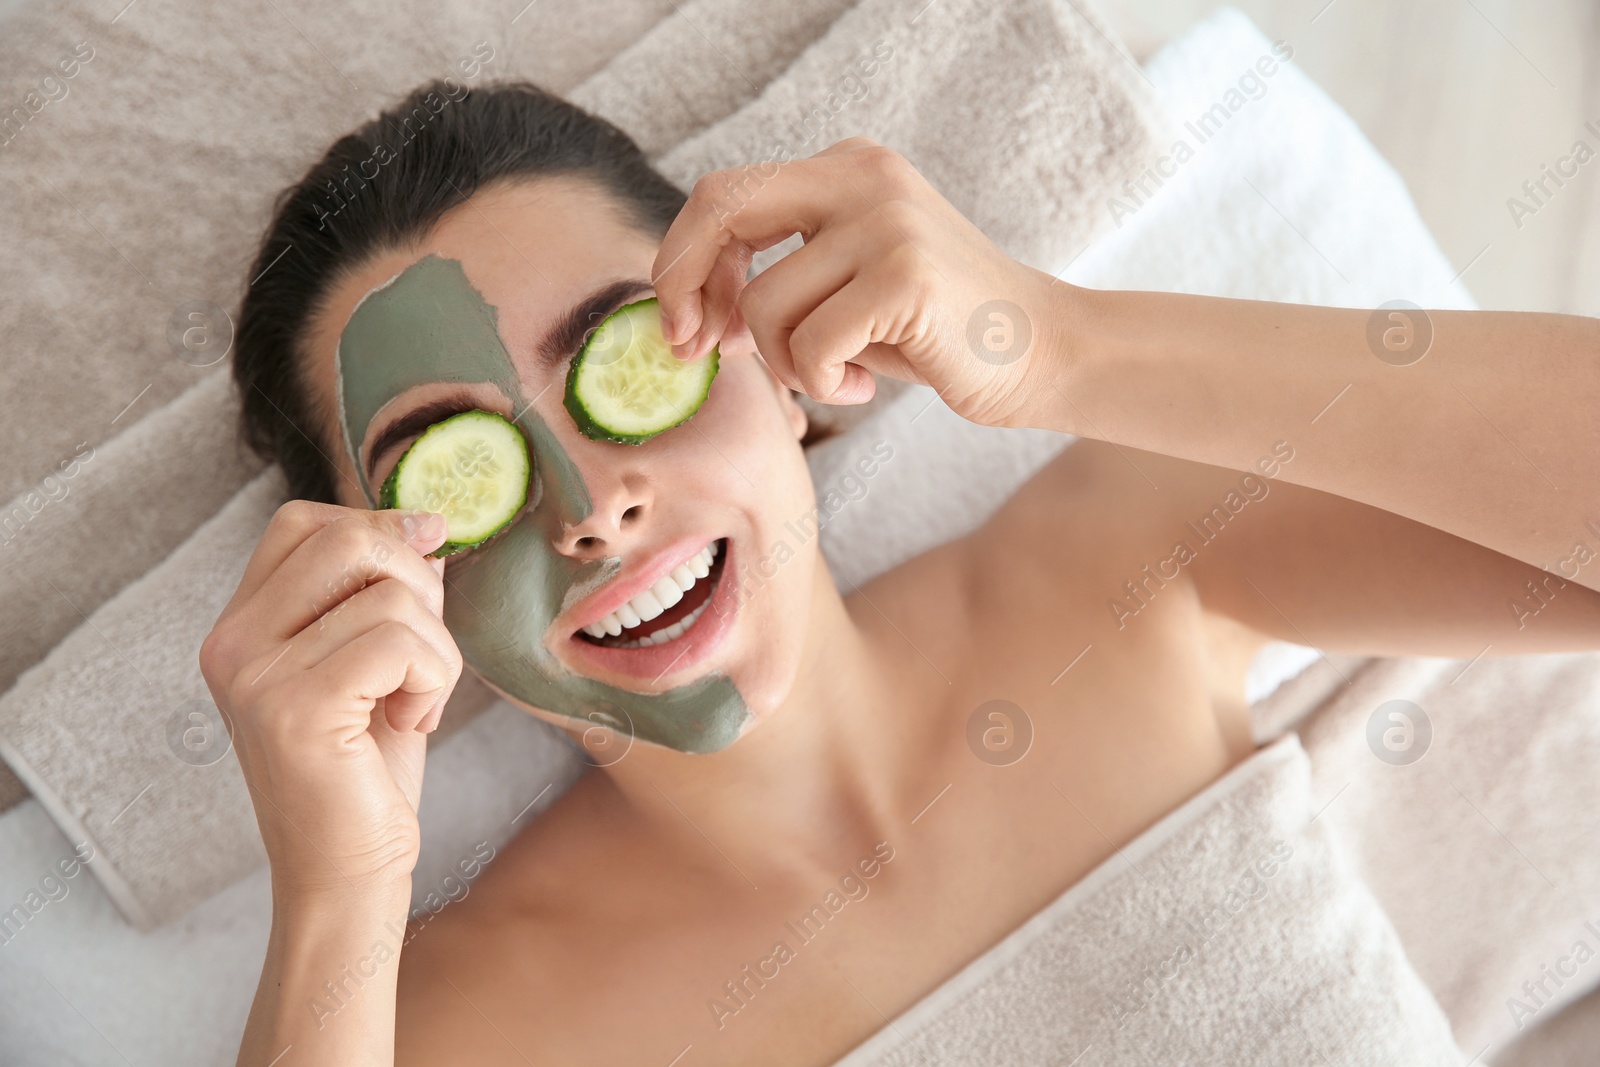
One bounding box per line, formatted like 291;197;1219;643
576;535;601;550
620;505;643;526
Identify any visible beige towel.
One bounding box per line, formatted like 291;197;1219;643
0;0;678;803
0;0;1159;926
832;734;1466;1065
1274;652;1600;1056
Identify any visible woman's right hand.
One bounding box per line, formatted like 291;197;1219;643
199;501;463;901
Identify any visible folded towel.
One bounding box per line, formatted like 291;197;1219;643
0;0;677;806
1291;653;1600;1056
0;0;1159;926
832;734;1466;1065
6;10;1597;1064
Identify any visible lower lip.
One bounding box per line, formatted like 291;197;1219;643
563;540;739;685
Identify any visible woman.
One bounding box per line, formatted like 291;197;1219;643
203;80;1600;1065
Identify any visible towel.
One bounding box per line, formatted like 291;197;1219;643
0;0;677;807
0;0;1159;927
1048;11;1600;1055
1285;653;1600;1056
831;734;1466;1065
5;10;1598;1064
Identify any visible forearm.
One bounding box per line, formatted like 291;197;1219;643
1027;286;1600;591
237;879;412;1067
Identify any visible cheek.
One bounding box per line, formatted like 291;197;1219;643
691;363;820;720
688;360;812;502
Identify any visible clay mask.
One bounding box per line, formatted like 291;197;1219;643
335;255;750;753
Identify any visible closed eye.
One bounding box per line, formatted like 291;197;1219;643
365;393;486;487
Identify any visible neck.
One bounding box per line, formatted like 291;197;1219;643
592;561;916;891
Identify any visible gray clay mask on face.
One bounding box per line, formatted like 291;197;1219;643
335;255;750;753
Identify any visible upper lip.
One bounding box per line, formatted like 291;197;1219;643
561;536;720;636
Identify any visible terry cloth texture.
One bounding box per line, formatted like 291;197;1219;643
830;734;1466;1066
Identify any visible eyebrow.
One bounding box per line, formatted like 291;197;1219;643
361;278;656;480
365;389;485;481
536;277;656;367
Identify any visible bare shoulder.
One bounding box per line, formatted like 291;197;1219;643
849;437;1262;832
393;770;641;1064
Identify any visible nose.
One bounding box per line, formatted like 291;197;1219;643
550;460;651;557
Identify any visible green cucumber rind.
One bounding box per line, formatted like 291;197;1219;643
376;410;529;559
563;297;721;445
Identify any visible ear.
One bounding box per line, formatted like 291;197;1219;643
728;305;808;442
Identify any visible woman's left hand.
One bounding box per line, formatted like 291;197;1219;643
651;137;1062;428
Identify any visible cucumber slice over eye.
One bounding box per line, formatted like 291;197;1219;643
377;410;530;557
564;297;719;444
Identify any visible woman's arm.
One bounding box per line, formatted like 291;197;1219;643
1025;292;1600;594
199;503;464;1066
654;139;1598;596
237;883;412;1066
997;437;1600;656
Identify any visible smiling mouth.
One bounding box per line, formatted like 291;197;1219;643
575;539;728;649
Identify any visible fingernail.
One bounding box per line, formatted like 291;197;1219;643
406;511;447;541
420;694;445;732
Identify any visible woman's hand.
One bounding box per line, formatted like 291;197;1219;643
651;137;1063;428
199;501;463;900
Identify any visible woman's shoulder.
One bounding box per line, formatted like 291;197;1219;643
392;771;646;1061
851;437;1226;691
847;434;1261;804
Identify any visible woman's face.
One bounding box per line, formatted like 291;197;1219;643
302;177;818;754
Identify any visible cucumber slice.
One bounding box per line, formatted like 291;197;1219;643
564;297;719;444
377;410;530;557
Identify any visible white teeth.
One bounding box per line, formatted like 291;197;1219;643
579;539;723;644
652;576;684;611
617;596;713;649
633;589;666;622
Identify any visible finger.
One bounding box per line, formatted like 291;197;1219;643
307;619;454;735
787;274;915;404
813;135;885;158
720;303;757;360
366;702;427;810
790;281;921;395
680;238;754;362
652;158;852;350
736;227;862;390
418;556;450;730
236;514;449;645
230;502;447;613
665;226;797;362
287;578;461;685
